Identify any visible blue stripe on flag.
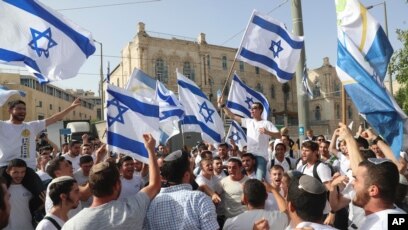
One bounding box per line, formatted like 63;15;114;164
5;0;95;57
178;80;208;99
0;48;48;83
107;88;159;118
107;131;148;158
239;48;293;80
365;28;394;80
226;101;251;117
232;75;270;106
252;15;304;49
183;115;222;143
231;121;247;142
160;109;184;120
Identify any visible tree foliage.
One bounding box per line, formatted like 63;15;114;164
389;29;408;114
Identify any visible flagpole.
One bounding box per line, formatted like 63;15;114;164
341;85;347;124
221;58;237;96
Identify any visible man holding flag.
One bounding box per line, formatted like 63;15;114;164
218;98;280;181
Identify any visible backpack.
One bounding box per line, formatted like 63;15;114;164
301;160;334;183
271;157;294;170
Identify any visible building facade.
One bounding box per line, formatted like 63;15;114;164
0;73;98;121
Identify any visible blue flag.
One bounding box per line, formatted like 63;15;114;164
226;121;247;151
177;71;225;144
335;0;407;157
236;10;304;83
106;84;160;164
0;0;95;83
226;73;270;120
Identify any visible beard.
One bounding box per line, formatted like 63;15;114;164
352;189;370;208
11;114;25;122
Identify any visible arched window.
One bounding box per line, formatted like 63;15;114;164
183;61;195;81
315;106;321;121
255;67;260;75
270;85;275;99
313;80;321;97
155;58;168;83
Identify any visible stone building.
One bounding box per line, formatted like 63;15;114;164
108;22;299;129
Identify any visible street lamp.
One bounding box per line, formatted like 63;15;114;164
93;40;104;120
366;1;392;95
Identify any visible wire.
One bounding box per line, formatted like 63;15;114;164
57;0;161;11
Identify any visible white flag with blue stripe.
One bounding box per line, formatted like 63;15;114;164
106;84;160;164
226;73;270;120
156;81;184;144
0;0;95;84
226;121;247;151
236;10;304;83
125;68;157;98
335;0;407;157
177;72;225;144
0;85;26;106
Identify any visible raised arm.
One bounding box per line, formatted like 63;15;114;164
217;96;242;124
362;129;399;166
329;129;340;157
140;134;161;200
337;123;363;175
45;98;81;127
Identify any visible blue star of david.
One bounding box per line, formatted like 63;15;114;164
28;28;58;58
245;97;254;109
198;101;215;123
269;40;284;58
106;98;129;127
229;131;241;143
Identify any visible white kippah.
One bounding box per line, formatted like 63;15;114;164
49;176;74;186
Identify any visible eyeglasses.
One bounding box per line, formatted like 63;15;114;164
367;158;391;165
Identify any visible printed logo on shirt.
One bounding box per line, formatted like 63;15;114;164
20;129;30;159
388;213;408;229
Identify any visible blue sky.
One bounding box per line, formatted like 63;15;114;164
1;0;407;95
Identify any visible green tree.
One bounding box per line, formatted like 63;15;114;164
389;29;408;114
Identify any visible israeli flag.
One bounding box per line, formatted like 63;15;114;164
106;84;160;164
236;10;304;83
125;68;156;98
0;85;26;106
0;0;95;83
302;64;313;99
336;25;407;157
226;121;247;151
226;73;270;120
177;71;225;144
156;81;184;143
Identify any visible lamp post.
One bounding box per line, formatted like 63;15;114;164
366;1;392;95
93;40;104;120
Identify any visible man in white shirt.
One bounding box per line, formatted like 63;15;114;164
117;156;144;200
62;140;82;172
241;153;257;178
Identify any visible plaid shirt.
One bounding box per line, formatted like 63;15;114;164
144;184;219;230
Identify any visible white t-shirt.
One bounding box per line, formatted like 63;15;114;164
337;153;350;176
241;118;278;160
265;189;285;211
195;174;222;194
37;170;52;181
220;176;249;218
62;153;80;172
296;221;338;230
35;214;65;230
4;184;33;230
0;120;45;169
73;169;89;186
45;182;82;219
118;175;144;200
271;157;296;172
224;209;288;230
360;207;406;230
214;170;227;180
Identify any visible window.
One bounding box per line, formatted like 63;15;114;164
334;82;340;96
49;104;52;110
255;83;263;93
313;80;321;97
335;104;340;119
207;55;211;70
255;67;260;75
222;56;227;70
239;61;244;72
270;85;275;99
58;107;61;112
183;61;195;81
116;78;120;86
348;105;353;119
37;101;42;108
155;58;168;83
315;106;321;121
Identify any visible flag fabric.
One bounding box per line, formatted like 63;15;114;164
125;68;156;98
302;64;313;99
0;0;95;84
177;71;225;144
225;121;247;151
226;73;270;120
236;10;304;83
335;0;407;157
106;84;160;164
0;85;26;106
156;81;184;143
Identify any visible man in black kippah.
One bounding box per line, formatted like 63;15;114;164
287;175;337;229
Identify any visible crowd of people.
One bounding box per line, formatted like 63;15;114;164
1;98;408;230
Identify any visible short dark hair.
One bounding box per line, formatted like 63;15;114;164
7;158;27;171
274;143;287;151
89;162;120;197
46;156;66;178
117;155;133;167
49;178;77;205
39;146;53;154
8;100;25;109
69;140;81;148
358;160;399;204
200;150;213;160
241;153;256;160
301;141;319;152
271;164;284;172
287;176;326;222
79;155;94;165
243;179;267;208
161;152;190;184
218;143;229;149
213;156;221;161
253;102;264;114
228;158;242;167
